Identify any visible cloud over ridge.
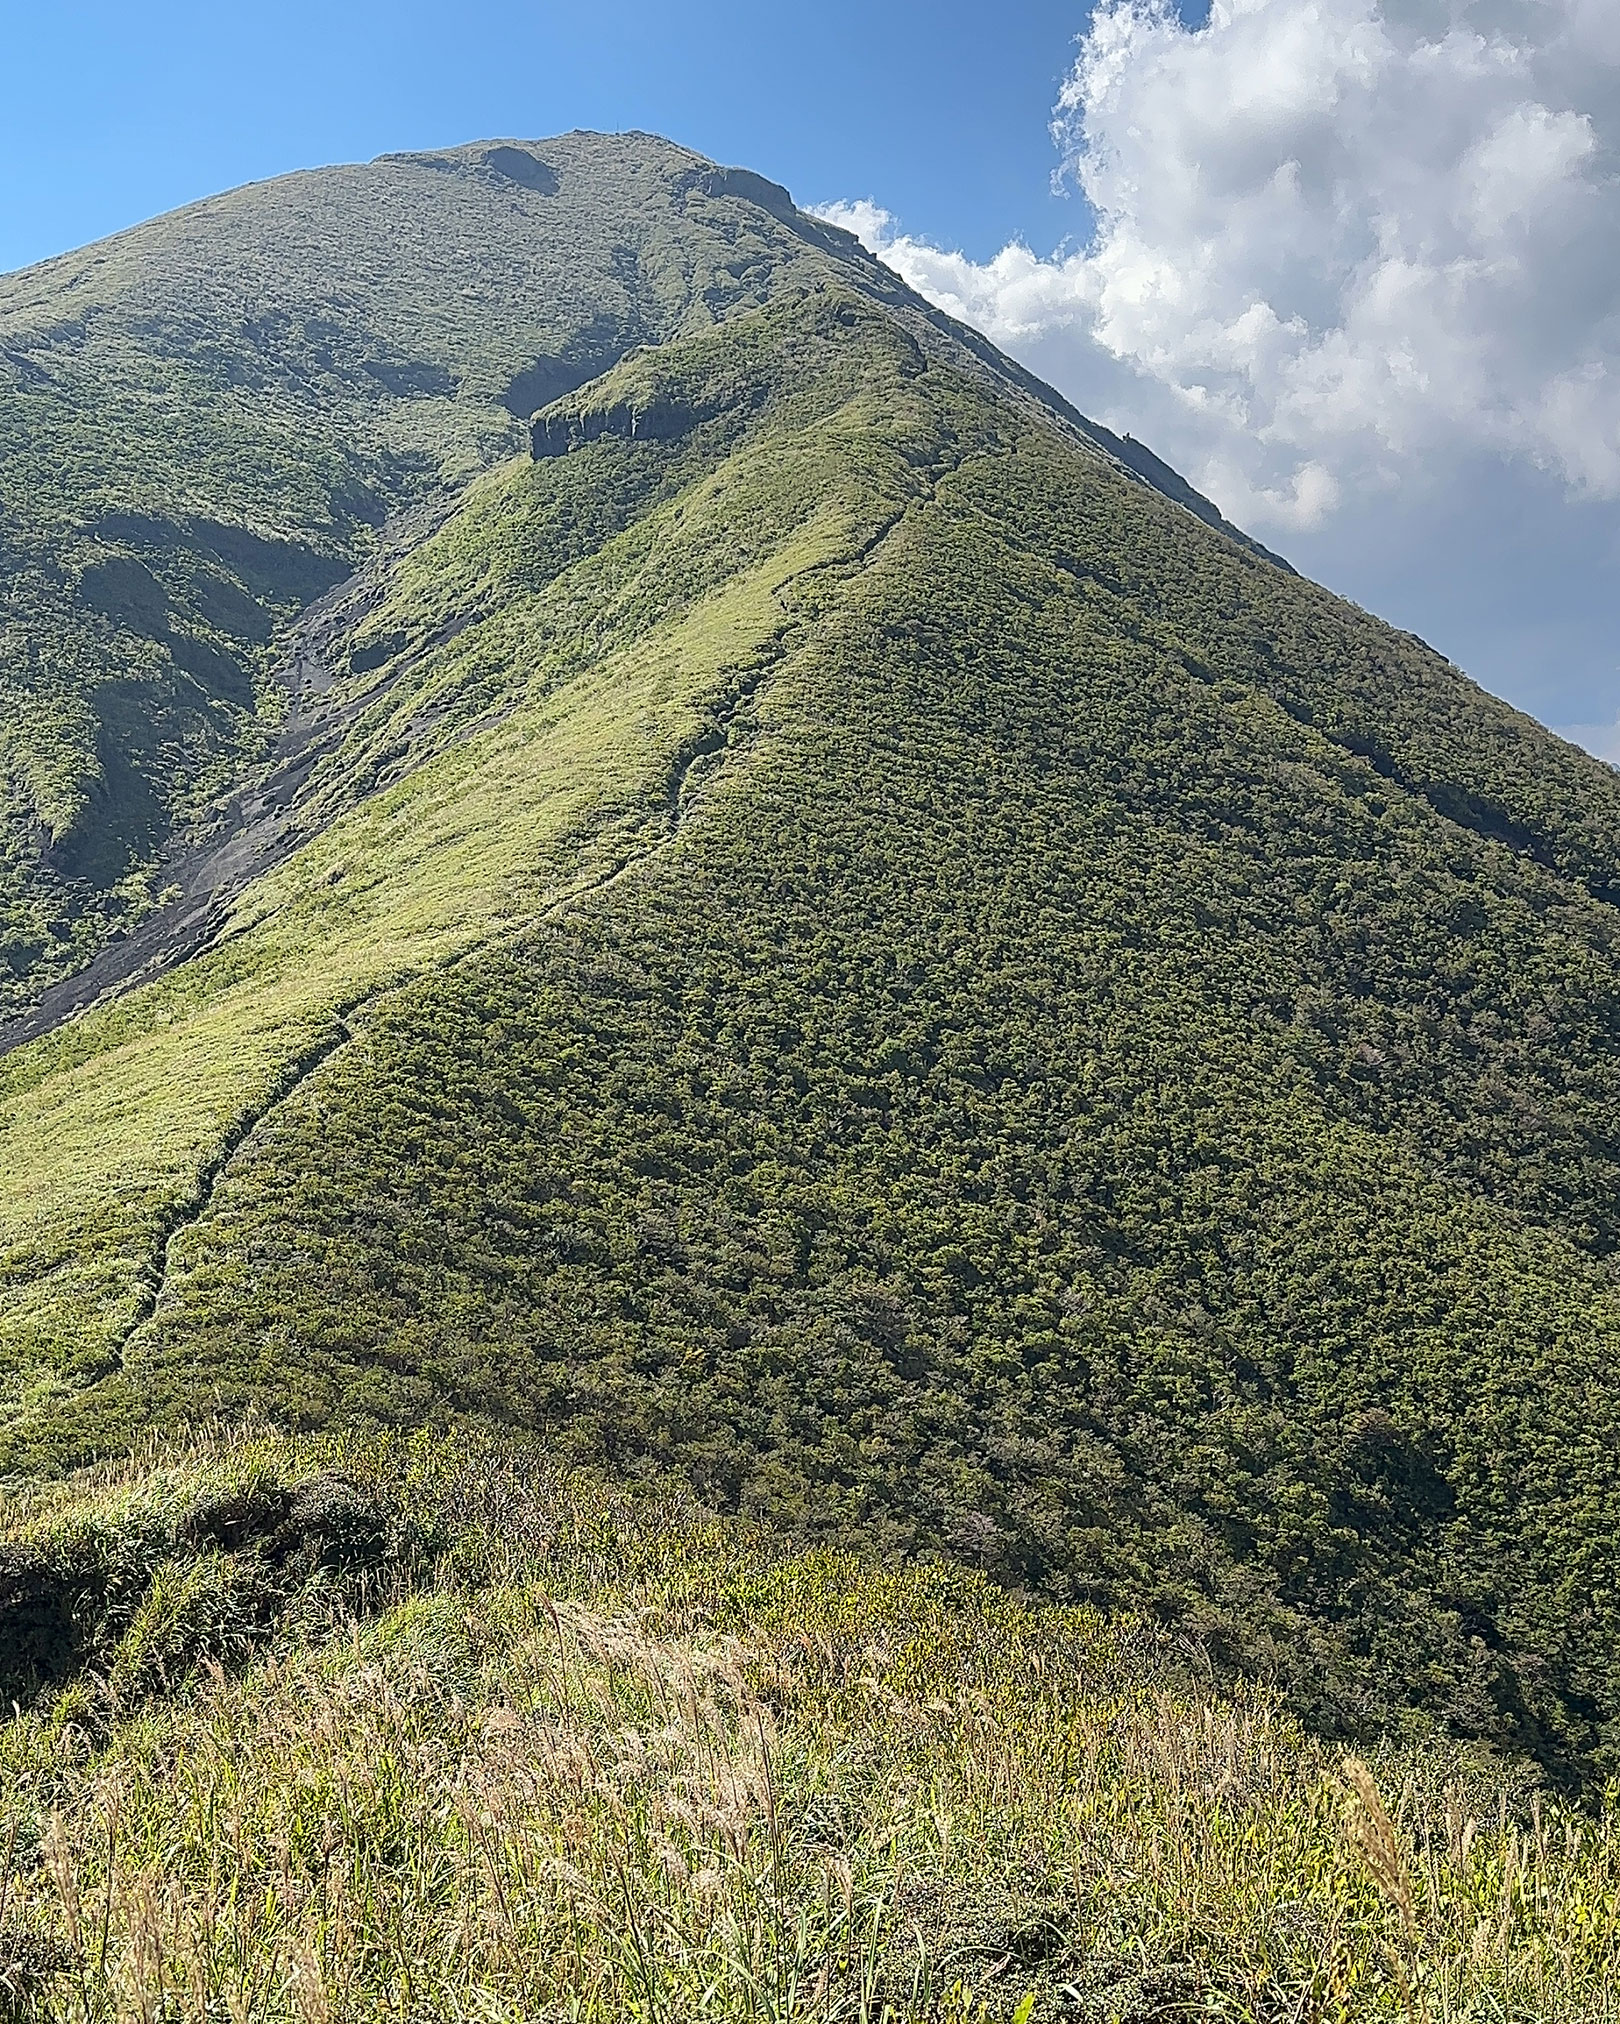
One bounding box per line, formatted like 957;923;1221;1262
821;0;1620;534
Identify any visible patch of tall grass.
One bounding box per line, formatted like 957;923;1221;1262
1;1431;1617;2019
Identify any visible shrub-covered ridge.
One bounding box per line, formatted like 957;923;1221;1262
10;283;1620;1776
12;174;1620;1804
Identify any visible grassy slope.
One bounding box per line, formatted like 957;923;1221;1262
0;131;886;1019
1;1428;1616;2023
6;291;1620;1780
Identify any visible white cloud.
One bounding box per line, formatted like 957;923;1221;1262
818;1;1620;535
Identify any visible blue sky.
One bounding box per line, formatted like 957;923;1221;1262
0;0;1115;272
2;0;1615;748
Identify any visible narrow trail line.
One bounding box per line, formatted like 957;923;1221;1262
118;1015;355;1360
116;759;717;1360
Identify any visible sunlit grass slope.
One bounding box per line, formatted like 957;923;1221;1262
2;1428;1619;2023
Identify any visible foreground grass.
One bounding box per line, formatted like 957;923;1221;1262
1;1431;1618;2020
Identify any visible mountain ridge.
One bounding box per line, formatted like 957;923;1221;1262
0;128;1280;1044
7;136;1620;1797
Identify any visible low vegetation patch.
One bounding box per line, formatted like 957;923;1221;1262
0;1430;1618;2021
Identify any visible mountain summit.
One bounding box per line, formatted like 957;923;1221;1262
6;133;1620;1784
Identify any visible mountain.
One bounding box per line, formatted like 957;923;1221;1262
8;131;1620;1800
0;129;1266;1031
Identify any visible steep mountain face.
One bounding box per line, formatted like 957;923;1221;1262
8;135;1620;1780
0;133;881;1016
